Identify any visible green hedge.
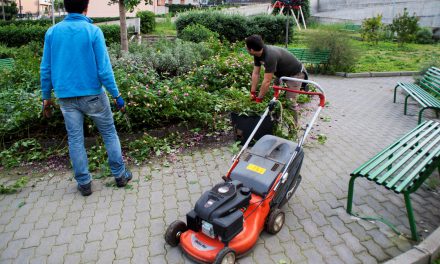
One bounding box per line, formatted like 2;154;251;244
136;11;156;34
0;17;122;27
0;24;120;47
175;11;293;44
165;4;198;14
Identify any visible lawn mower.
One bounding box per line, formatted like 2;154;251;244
164;77;326;264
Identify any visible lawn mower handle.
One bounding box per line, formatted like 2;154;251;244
274;77;326;107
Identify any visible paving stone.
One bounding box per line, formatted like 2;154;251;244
334;244;361;264
165;247;183;264
67;234;87;254
356;251;379;264
302;248;324;263
0;232;13;250
115;239;133;260
86;224;105;242
132;246;149;263
64;253;81;264
56;226;75;245
320;225;343;246
23;229;45;248
96;249;115;264
361;240;390;262
29;256;48;264
299;218;322;238
35;236;56;257
47;244;67;264
148;255;167;264
118;220;135;239
291;229;313;250
81;241;100;263
263;235;283;254
311;236;337;257
1;239;24;260
341;232;367;254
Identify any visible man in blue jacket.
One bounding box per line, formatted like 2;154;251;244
40;0;131;196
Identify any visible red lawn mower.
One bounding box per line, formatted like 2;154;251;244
164;77;326;264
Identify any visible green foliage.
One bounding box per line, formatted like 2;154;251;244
0;24;119;47
361;14;383;45
248;15;294;44
306;30;358;73
136;11;156;34
166;4;198;14
317;134;327;144
0;177;28;194
175;11;293;44
2;1;18;20
416;27;434;44
0;24;47;47
178;24;219;43
0;139;46;167
389;8;420;46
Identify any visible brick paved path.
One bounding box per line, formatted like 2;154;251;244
0;76;439;264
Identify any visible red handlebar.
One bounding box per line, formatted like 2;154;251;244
272;85;326;107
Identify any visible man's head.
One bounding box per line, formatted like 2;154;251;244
64;0;89;14
245;35;264;56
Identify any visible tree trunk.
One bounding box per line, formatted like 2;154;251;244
1;0;5;21
118;0;128;52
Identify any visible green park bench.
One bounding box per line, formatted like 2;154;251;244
346;120;440;241
287;48;330;70
394;67;440;124
0;58;14;71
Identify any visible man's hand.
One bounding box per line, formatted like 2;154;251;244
250;91;257;101
42;99;53;118
113;95;125;112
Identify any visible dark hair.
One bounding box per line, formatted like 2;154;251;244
245;35;264;51
64;0;89;14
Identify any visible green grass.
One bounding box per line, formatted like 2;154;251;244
153;17;176;35
291;26;440;73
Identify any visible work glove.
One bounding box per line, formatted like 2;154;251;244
42;99;53;118
113;94;125;112
250;91;257;101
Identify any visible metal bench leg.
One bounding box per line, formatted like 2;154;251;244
403;191;418;241
393;85;399;103
418;108;426;125
404;95;411;115
346;175;358;214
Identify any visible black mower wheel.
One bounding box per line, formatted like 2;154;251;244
164;220;187;247
265;208;285;234
214;247;236;264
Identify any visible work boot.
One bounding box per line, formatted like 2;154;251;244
115;170;133;187
78;182;92;196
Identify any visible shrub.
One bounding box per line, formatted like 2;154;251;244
99;25;121;45
0;24;47;47
175;11;293;44
0;24;119;47
178;24;219;43
166;4;197;14
306;30;358;73
248;15;293;44
416;27;434;44
389;8;420;46
136;11;156;34
361;14;383;44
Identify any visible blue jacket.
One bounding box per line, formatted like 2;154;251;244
40;13;119;100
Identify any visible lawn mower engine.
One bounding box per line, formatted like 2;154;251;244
186;180;251;243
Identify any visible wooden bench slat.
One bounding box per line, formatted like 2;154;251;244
365;122;440;180
352;121;434;175
379;130;440;187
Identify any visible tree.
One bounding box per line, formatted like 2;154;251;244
1;0;17;20
361;14;383;45
389;8;420;46
54;0;64;17
108;0;152;52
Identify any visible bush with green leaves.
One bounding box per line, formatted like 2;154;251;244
136;11;156;34
178;24;219;43
416;27;434;44
389;8;420;46
361;14;383;44
175;11;293;44
0;24;120;47
306;30;358;73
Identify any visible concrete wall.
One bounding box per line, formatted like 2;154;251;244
312;0;440;28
